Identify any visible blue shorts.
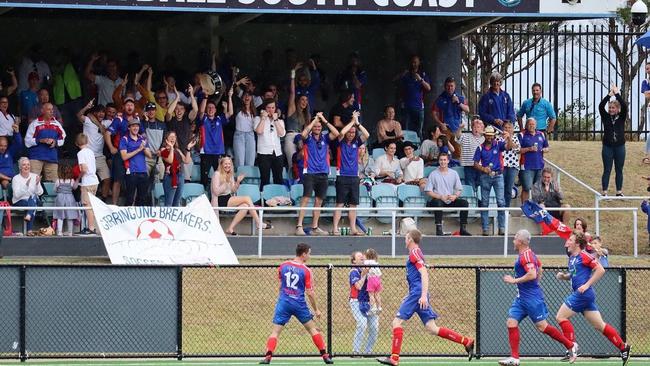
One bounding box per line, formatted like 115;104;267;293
111;153;125;182
508;297;549;324
272;299;313;326
396;294;438;325
564;291;599;313
520;169;542;191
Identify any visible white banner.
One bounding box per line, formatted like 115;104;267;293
90;195;238;265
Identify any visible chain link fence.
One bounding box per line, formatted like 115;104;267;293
0;264;647;360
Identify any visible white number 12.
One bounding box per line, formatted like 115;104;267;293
284;272;299;289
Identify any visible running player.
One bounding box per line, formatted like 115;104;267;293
260;243;333;365
377;229;475;366
555;231;631;366
499;229;578;366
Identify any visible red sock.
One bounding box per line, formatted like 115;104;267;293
438;327;471;346
390;327;404;362
543;324;574;349
265;336;277;356
508;327;520;359
559;320;575;342
311;333;326;353
602;324;625;350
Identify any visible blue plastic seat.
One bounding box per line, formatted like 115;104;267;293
371;183;398;224
191;164;201;182
154;182;165;206
323;185;337;208
237;184;261;206
372;148;385;160
182;183;206;204
261;184;289;206
237;165;261;186
452;166;465;184
397;184;426;217
357;185;372;218
290;184;313;217
328;166;337;185
402;130;420;146
423;166;436;179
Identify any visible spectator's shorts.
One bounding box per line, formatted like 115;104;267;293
335;176;360;205
95;155;110;181
80;185;98;206
303;173;328;200
111;153;125;182
520;169;542;191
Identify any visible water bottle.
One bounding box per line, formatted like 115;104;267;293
533;142;538;152
488;163;494;177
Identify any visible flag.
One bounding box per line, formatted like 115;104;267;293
521;201;572;240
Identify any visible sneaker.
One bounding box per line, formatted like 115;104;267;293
560;350;570;362
79;228;93;235
322;354;334;364
498;228;505;236
616;192;624;197
259;356;271;364
620;343;631;366
311;227;328;236
376;357;398;365
465;339;475;361
295;226;306;236
497;357;520;366
567;342;579;364
369;305;378;315
482;230;489;236
459;228;472;236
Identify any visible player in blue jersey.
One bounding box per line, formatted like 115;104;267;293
555;231;631;366
499;229;578;366
260;243;333;365
377;229;474;366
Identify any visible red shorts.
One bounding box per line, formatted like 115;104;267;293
367;276;383;293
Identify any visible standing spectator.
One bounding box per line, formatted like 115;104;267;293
396;55;431;138
167;84;198;181
332;112;369;236
456;118;485;200
531;167;570;223
211;156;271;235
424;153;471;236
160;131;195;207
599;85;627;196
17;44;51;94
375;105;404;155
374;142;402;184
76;133;99;235
25;102;66;181
433;77;469;135
233;92;257;168
286;70;311;167
0;124;22;189
12;157;43;234
330;90;356;130
105;97;139;205
85;54;123;107
119;118;152;206
519;117;549;204
294;59;321;114
77;100;111;200
0;69;18;98
53;162;79;236
255;99;286;188
349;251;379;356
400;141;425;188
28;89;64;123
473;125;512;236
500;121;521;208
420;125;441;166
0;95;19;137
641;200;650;252
112;65;150;116
142;102;167;184
198;88;234;187
336;52;367;112
19;72;40;123
295;113;340;236
478;72;515;129
516;83;557;134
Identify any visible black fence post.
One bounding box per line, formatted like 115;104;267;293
327;264;333;356
552;23;559;141
19;265;26;362
475;267;481;359
176;266;183;361
620;268;627;341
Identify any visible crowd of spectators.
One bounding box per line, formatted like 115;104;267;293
0;44;628;237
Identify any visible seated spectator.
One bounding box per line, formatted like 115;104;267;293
519;117;549;204
210;156;271;235
375;105;404;155
358;144;375;181
374;141;402;184
420;125;441;166
12;157;43;234
291;135;304;184
0;95;19;137
531;167;569;223
424;152;471;236
400;141;425;189
0;124;22;189
160;131;195;207
25;102;66;182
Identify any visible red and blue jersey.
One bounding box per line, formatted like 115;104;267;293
568;251;599;295
514;249;544;300
336;136;362;177
24;117;66;163
119;134;148;174
349;268;370;302
278;260;313;304
107;115;141;150
199;114;229;155
302;132;330;174
519;131;547;170
406;246;427;296
473;141;506;171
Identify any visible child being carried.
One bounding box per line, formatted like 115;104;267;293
364;248;383;315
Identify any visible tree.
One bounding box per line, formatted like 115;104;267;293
555;98;596;141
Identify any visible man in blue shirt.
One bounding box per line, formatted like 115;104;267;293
433;77;469;134
517;83;557;134
478;72;515;129
333;111;369;236
473;125;512;236
397;55;431;139
119;118;152;206
296;112;340;236
518;118;549;204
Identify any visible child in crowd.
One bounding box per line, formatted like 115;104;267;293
53;162;80;236
291;134;304;184
364;248;383;314
437;135;459;167
588;236;610;268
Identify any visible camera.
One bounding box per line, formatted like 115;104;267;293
632;0;648;26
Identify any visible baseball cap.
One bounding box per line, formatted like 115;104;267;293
144;102;156;111
127;118;140;126
484;125;497;136
123;96;136;105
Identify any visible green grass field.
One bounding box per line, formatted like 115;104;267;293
0;358;647;366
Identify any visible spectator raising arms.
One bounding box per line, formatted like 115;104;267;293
233;92;257;168
198;88;234;187
167;84;198;182
599;85;627;197
76;100;111;200
160;131;195;207
285;67;311;168
0;95;19;137
255;99;286;189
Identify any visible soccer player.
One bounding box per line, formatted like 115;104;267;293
260;243;333;365
499;229;578;366
555;231;631;365
377;229;474;366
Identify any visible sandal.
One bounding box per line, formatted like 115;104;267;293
225;230;237;236
260;222;273;230
352;230;366;236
